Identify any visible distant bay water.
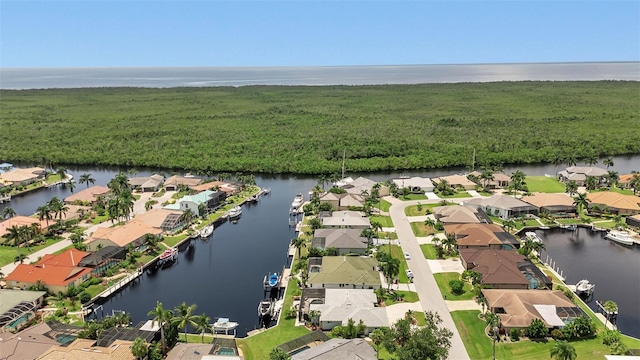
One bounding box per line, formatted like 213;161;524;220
0;62;639;89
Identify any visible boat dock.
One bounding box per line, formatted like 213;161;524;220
97;267;143;299
0;195;10;203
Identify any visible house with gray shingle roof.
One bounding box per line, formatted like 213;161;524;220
464;194;537;220
308;289;388;335
308;256;381;289
128;174;164;192
291;338;377;360
321;211;371;229
312;229;368;255
558;166;607;185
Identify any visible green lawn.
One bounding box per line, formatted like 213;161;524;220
451;310;640;360
409;222;436;237
439;191;472;199
555;217;583;225
398;193;428;201
378;231;398;240
370;215;394;228
0;238;63;267
525;176;565;193
433;272;474;300
384;290;420;305
178;333;215;343
84;283;107;298
91;214;109;224
420;244;437;260
377;199;392;212
385;244;410;284
164;234;188;247
404;205;429;216
592;187;635;196
237;280;310;360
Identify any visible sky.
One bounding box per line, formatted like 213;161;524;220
1;1;639;67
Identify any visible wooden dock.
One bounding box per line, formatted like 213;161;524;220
0;195;10;203
97;267;143;299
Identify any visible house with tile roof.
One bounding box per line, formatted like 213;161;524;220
319;193;365;211
482;289;583;331
128;174;164;192
626;214;640;228
307;289;388;335
445;223;519;250
312;229;369;255
37;338;136;360
340;177;379;196
0;216;48;239
64;186;110;204
434;174;477;190
189;180;240;194
558;166;607;185
432;205;489;224
0;322;61;360
291;338;377;360
392;176;434;192
618;173;639;191
321;211;371;229
469;171;512;189
308;256;381;289
133;208;185;233
85;220;162;251
163;190;226;215
4;249;92;294
163;175;203;191
464;194;537;220
459;249;551;289
520;192;576;215
587;191;640;215
0;289;47;330
0;167;46;186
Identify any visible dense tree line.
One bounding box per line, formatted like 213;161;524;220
1;81;638;174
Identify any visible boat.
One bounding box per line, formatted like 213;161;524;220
200;224;214;238
262;188;271;195
212;317;239;335
605;230;634;246
263;272;279;290
258;299;274;317
524;231;542;243
247;194;259;203
576;279;595;296
159;247;178;262
291;194;304;209
228;206;242;219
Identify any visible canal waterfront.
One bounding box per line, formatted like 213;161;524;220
531;228;640;338
0;155;638;337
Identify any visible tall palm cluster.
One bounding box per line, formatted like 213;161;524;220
375;251;400;290
147;301;212;356
36;196;69;227
105;173;135;223
5;222;42;263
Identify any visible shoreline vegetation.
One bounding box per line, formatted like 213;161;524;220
1;81;639;174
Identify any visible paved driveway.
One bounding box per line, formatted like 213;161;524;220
387;196;470;360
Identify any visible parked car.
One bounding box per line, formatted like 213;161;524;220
404;252;411;260
405;269;414;279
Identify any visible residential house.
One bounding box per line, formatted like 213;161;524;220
618;173;638;190
128;174;164;192
464;194;537;220
321;211;371;229
587;191;640;215
319;193;365;211
306;289;388;335
558;166;607;185
626;214;640;228
469;171;512;189
308;256;381;289
189;180;240;194
392;176;434;192
0;289;47;330
432;205;489;224
4;249;92;294
0;216;48;239
291;338;377;360
459;249;552;289
133;208;185;233
482;289;584;331
37;339;136;360
63;186;110;204
312;229;369;255
85;220;162;251
445;223;519;250
163;175;203;191
520;192;576;216
0;322;61;359
340;177;378;196
0;167;46;186
0;162;13;173
434;174;477;190
78;246;127;276
163;190;227;215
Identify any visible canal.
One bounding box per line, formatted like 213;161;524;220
1;155;639;337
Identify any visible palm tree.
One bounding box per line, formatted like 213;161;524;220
480;168;494;191
143;234;160;253
381;257;400;290
317;174;328;191
606;170;619;188
613;215;625;229
563;155;577;168
510;170;526;197
36;205;53;227
584;175;598;191
179;208;196;227
552;154;564;177
56;167;68;182
584;153;598;166
79;173;96;188
172;302;198;343
6;225;27;259
442;233;458;254
573;192;590;214
603;300;618;328
292;237;307;259
2;207;16;219
131;337;148;360
308;309;321;328
67;179;75;193
370;221;383;235
148;301;171;354
603;157;614;169
550;340;577;360
629;171;640;195
194;313;212;343
565;180;578;196
502;218;517;233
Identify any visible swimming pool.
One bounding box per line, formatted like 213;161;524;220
5;313;31;331
215;347;236;356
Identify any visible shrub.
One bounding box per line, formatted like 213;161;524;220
509;328;521;342
602;330;621;346
79;292;91;303
449;280;465;295
551;329;565;340
572;316;596;338
526;318;548;339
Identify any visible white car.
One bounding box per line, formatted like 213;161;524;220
403;252;410;260
405;269;414;279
